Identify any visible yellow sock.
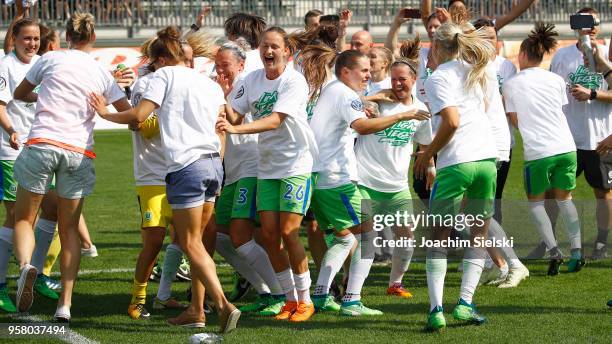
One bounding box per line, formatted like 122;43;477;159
131;279;148;305
43;230;61;276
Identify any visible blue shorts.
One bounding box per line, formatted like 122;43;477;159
165;156;223;210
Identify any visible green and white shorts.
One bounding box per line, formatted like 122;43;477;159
216;177;259;225
257;174;312;215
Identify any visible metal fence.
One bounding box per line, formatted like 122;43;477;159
0;0;610;29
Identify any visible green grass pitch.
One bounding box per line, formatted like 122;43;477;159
0;130;610;343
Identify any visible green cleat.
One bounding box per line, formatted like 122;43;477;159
426;306;446;331
257;296;285;316
452;299;485;325
313;295;341;312
34;275;59;300
567;258;585;273
340;301;383;316
240;295;272;313
0;285;16;313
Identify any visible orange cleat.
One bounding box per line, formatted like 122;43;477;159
274;301;298;320
386;284;413;298
289;302;315;322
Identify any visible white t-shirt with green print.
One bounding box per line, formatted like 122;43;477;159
231;66;317;179
550;44;611;150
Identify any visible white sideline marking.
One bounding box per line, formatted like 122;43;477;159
10;313;99;344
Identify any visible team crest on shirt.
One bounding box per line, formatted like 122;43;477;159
497;74;504;93
569;65;603;89
253;91;278;119
0;77;6;91
133;93;142;105
350;99;364;112
235;85;245;99
375;121;417;147
144;211;152;222
9;185;16;193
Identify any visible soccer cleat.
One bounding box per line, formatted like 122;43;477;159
54;306;71;323
313;295;341;312
128;303;151;320
526;241;547;259
176;257;191;282
167;309;205;327
498;265;529;288
289;302;315;322
426;306;446;331
0;285;16;313
152;297;188;310
591;243;607;260
452;299;486;325
274;301;298;320
329;280;341;300
607;300;612;308
229;272;250;302
149;262;161;282
386;284;413;298
478;265;502;286
340;301;383;316
373;253;392;266
567;258;585;273
44;276;61;291
80;245;98;258
34;275;59;300
16;264;37;312
547;259;563;276
257;296;285;316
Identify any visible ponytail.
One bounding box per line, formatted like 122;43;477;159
183;29;217;59
149;26;184;66
391;35;421;75
299;43;337;100
519;22;558;63
66;12;95;45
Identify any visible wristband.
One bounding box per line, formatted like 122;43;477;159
590;89;597;100
191;24;200;31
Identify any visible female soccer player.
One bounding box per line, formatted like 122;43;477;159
11;12;130;322
503;22;584;274
91;26;240;332
365;47;392;95
216;27;317;323
414;22;498;330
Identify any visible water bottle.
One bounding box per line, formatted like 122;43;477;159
189;333;223;344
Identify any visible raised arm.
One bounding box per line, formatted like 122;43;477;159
494;0;536;31
385;8;411;57
421;0;433;26
337;9;352;52
4;2;27;54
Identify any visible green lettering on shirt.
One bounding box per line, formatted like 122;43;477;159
569;65;603;89
375;120;417;147
253;91;279;120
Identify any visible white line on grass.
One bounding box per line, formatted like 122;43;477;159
10;313;99;344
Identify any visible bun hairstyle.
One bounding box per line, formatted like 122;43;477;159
519;22;558;63
392;35;421;75
433;22;495;91
66;12;95;45
149;26;185;66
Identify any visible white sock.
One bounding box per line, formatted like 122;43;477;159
460;248;486;304
31;219;57;272
293;271;312;304
156;243;182;301
216;233;270;295
529;201;557;250
0;227;13;285
236;239;282;295
313;233;355;296
426;247;447;312
380;228;394;256
388;235;414;286
556;199;582;250
276;268;297;302
342;231;375;304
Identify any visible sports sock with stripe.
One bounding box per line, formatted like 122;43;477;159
388;234;414;287
556;199;581;252
0;227;13;285
31;219;57;272
313;233;355;297
426;247;447;312
216;233;270;295
276;268;298;302
236;239;281;295
529;200;557;250
342;231;375;304
293;271;312;304
156;243;182;301
460;247;486;304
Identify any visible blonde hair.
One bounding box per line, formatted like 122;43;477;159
433;22;494;90
66;12;95;44
183;29;217;59
370;46;394;73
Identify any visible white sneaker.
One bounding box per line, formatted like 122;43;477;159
478;265;501;286
54;304;71;323
498;265;529;288
81;245;98;258
16;264;37;312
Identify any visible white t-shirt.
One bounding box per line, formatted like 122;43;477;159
130;72;166;185
503;67;576;161
416;48;430;104
0;53;39;160
365;76;391;96
550;44;612;150
424;60;497;169
310;80;366;189
224;73;258;185
493;55;518;148
143;66;225;174
231;67;316;179
25;50;124;151
356;99;433;192
485;62;511;161
243;49;264;75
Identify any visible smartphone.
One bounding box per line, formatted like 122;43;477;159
403;8;421;19
570;14;595;30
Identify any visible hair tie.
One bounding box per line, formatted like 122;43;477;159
454;32;460;41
